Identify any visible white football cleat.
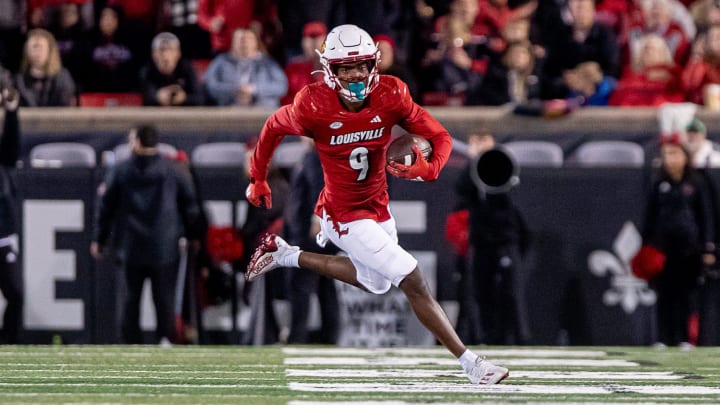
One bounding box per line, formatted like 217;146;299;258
464;357;509;385
246;234;299;282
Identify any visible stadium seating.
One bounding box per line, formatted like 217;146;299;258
569;140;646;168
503;141;564;167
29;142;97;168
79;93;143;107
191;142;247;167
271;141;310;168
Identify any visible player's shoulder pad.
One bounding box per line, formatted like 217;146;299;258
292;82;330;115
376;74;413;111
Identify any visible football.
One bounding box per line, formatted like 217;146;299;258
386;134;433;165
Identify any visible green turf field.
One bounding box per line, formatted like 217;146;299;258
0;345;718;404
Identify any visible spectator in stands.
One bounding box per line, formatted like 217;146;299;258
197;0;259;54
139;32;203;106
205;28;287;107
14;28;77;106
691;0;720;33
0;87;23;344
85;5;138;92
541;0;620;99
91;124;202;345
163;0;213;60
276;0;331;61
476;40;541;105
0;0;27;73
598;0;695;50
281;21;326;105
329;0;398;39
641;134;714;349
107;0;161;66
625;0;691;71
421;0;492;105
283;138;339;344
475;0;537;41
49;2;89;87
374;34;419;101
609;34;683;106
453;132;531;345
564;61;617;106
683;25;720;106
686;118;720;167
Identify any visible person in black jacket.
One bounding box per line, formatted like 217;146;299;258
91;124;202;344
0;87;23;343
138;32;203;106
283;139;339;344
539;0;620;99
641;135;715;348
453;133;531;345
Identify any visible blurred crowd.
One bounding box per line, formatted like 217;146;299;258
5;0;720;108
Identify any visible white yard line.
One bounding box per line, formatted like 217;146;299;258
0;382;269;389
288;402;678;405
288;382;720;395
283;357;638;367
282;348;608;357
285;369;681;380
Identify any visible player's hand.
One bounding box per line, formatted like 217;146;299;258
245;179;272;208
387;145;432;181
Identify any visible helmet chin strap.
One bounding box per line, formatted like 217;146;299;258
348;81;366;101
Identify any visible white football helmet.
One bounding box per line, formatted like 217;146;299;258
318;24;381;103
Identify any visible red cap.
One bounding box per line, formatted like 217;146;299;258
303;21;327;38
660;132;684;146
373;34;396;51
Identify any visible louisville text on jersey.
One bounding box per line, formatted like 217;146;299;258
329;127;386;146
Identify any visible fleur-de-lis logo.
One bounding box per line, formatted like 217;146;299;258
588;221;656;314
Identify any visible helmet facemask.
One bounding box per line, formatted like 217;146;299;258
318;24;382;103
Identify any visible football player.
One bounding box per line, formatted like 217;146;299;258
245;24;508;385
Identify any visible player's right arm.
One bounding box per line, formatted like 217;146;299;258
246;92;311;208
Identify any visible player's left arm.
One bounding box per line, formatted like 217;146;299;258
396;98;453;181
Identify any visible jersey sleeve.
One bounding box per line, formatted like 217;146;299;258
395;80;453;181
249;90;312;182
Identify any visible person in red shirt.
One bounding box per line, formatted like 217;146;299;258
683;24;720;105
280;21;326;105
244;24;508;385
197;0;256;54
624;0;691;70
610;33;684;106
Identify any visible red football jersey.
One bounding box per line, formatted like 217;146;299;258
250;75;452;223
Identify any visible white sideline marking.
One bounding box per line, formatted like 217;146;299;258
288;402;676;405
281;348;608;357
0;382;258;389
284;357;638;367
289;382;720;395
285;369;681;380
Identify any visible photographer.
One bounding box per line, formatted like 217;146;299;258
452;133;531;345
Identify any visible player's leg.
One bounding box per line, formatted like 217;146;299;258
398;268;465;356
398;268;509;384
246;233;367;290
298;252;367;290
